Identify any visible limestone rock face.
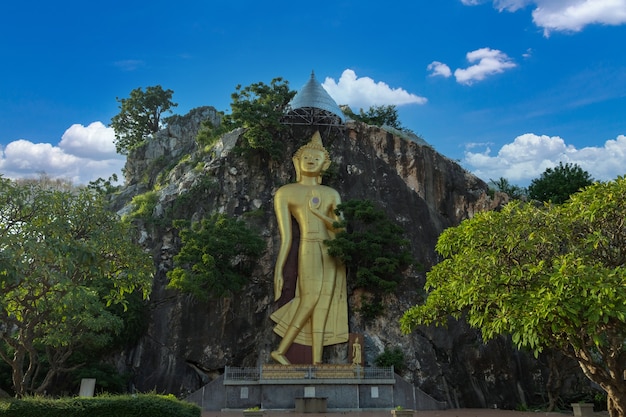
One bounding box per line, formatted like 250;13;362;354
123;106;221;187
112;111;570;409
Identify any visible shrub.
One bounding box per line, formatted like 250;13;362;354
0;394;200;417
375;347;406;373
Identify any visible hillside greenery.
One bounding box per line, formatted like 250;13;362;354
221;77;296;159
343;104;403;129
167;214;266;300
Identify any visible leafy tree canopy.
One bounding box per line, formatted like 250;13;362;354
343;105;403;129
489;177;527;200
167;213;266;300
0;176;153;396
326;200;415;317
110;85;177;154
401;176;626;417
222;77;296;159
87;173;121;196
528;162;594;204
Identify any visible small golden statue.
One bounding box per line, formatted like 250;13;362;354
270;131;349;365
352;337;362;366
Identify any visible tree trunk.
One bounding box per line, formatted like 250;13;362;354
10;347;26;397
573;342;625;417
606;386;626;417
545;352;562;411
577;360;626;417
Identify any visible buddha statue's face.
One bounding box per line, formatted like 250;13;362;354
298;148;326;176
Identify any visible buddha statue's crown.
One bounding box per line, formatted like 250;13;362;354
295;131;329;159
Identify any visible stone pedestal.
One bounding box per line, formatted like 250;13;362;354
187;364;448;411
571;403;594;417
295;397;327;413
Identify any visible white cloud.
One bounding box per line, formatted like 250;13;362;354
533;0;626;35
113;59;145;71
454;48;517;85
0;122;125;185
59;122;118;158
322;69;427;110
492;0;531;12
461;0;490;5
522;47;533;59
463;133;626;185
476;0;626;35
427;61;453;78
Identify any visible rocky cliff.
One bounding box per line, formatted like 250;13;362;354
112;107;582;409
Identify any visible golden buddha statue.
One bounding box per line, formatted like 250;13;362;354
270;131;349;365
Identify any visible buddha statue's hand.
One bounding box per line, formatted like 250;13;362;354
309;194;321;209
274;270;284;301
308;195;322;216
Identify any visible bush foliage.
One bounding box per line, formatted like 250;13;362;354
325;199;415;318
222;77;296;159
374;346;406;373
167;213;266;299
0;394;200;417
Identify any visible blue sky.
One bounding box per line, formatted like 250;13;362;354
1;0;625;186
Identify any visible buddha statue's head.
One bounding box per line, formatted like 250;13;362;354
293;131;331;184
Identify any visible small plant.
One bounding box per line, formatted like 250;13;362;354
127;191;159;221
243;405;264;416
391;405;413;416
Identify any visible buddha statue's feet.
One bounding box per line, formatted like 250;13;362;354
271;351;291;365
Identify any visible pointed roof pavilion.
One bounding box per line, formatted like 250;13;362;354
282;71;345;127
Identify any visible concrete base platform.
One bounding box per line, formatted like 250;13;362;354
186;365;447;412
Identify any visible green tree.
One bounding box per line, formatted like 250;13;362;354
374;346;406;373
87;173;121;196
528;162;594;204
110;85;178;154
0;177;153;396
222;77;296;159
167;213;266;300
343;105;403;129
400;177;626;417
326;200;415;318
489;177;527;200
